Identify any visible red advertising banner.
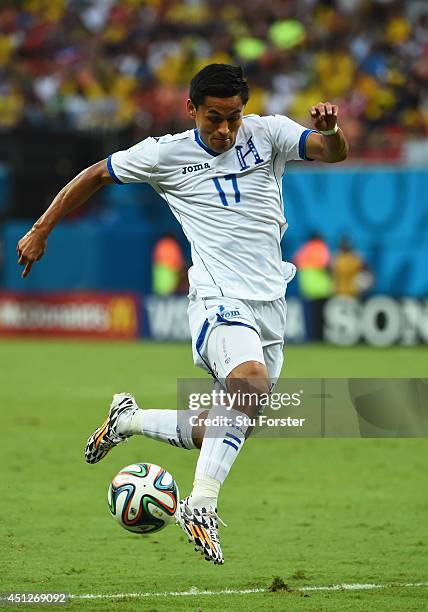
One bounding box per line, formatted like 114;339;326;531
0;292;140;339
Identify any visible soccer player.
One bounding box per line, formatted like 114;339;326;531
17;64;348;565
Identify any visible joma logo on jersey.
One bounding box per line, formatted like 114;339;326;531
182;163;211;174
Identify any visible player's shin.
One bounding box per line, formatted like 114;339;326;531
189;379;265;510
189;411;246;509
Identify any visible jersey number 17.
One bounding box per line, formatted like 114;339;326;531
212;175;240;207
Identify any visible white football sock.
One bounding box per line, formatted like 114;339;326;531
124;409;198;450
188;475;221;510
189;402;249;508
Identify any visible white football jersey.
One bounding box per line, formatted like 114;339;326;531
108;114;314;301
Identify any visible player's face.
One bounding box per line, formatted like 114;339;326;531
187;95;244;153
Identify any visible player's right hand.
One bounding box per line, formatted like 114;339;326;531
17;228;47;278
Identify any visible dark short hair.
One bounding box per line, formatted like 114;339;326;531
189;64;250;108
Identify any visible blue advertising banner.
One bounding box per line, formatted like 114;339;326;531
3;168;427;297
284;167;428;297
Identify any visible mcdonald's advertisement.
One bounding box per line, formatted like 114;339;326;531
0;292;139;339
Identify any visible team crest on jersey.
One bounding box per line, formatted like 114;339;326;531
235;137;264;170
182;163;211;174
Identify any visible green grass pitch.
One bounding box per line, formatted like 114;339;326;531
1;340;427;610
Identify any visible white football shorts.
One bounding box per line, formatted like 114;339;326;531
188;262;296;382
188;294;287;382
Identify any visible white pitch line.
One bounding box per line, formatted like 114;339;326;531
301;582;428;591
69;582;428;600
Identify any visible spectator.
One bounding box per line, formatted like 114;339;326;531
0;0;426;160
293;232;333;300
293;232;333;340
333;237;373;297
152;234;186;296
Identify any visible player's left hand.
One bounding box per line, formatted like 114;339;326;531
310;102;338;132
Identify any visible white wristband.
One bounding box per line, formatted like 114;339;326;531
319;125;339;136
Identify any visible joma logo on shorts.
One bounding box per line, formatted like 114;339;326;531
222;310;240;318
182;163;210;174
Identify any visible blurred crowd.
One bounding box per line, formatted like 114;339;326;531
0;0;427;160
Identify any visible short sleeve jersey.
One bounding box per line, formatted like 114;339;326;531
108;114;314;301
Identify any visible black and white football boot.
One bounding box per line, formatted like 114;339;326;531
85;393;138;464
176;496;226;565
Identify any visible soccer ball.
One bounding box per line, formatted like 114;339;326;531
108;463;179;534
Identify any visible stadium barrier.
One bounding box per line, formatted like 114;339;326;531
0;292;139;339
0;292;427;346
324;295;428;346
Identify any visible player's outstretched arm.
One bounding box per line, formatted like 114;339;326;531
305;102;348;163
17;159;114;278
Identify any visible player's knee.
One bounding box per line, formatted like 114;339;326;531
228;359;268;381
227;360;270;395
190;409;208;449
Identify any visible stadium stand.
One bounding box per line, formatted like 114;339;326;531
0;0;427;161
